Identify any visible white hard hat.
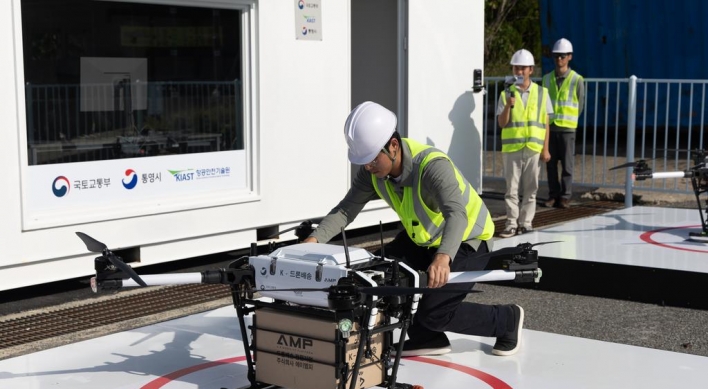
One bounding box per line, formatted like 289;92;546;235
510;49;535;66
344;101;397;165
552;38;573;53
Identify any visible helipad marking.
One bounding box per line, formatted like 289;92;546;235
140;355;513;389
141;356;247;389
639;225;708;253
410;356;513;389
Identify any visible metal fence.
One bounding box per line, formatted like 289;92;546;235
482;76;707;205
26;80;243;165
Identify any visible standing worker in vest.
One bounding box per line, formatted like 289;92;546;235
496;49;553;238
304;101;524;357
543;38;584;209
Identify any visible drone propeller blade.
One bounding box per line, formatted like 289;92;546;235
265;224;300;239
529;240;564;248
472;240;562;264
76;232;147;287
76;232;107;253
264;218;324;240
609;161;636;171
106;253;148;287
489;246;524;256
609;159;650;171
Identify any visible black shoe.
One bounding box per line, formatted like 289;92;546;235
517;226;533;235
492;304;524;356
392;335;452;357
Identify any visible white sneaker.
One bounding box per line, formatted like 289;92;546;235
498;227;517;238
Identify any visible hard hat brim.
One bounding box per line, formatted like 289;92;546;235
348;131;391;165
348;148;380;165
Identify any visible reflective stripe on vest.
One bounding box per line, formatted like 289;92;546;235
543;70;582;129
501;83;548;153
371;138;494;247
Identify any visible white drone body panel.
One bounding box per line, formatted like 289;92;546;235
249;243;375;307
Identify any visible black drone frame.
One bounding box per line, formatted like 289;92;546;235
75;226;547;389
611;149;708;242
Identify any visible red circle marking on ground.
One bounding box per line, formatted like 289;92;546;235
141;356;247;389
639;225;708;253
141;355;513;389
410;356;513;389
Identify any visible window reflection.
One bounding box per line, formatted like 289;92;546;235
21;0;244;165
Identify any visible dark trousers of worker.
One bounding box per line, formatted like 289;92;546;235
376;230;511;345
547;130;576;200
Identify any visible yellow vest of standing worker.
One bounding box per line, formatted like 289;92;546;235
543;70;582;129
500;83;548;153
371;138;494;247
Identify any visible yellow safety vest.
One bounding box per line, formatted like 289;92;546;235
500;83;548;153
371;138;494;247
543;69;583;129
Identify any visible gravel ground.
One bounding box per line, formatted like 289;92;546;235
469;283;708;357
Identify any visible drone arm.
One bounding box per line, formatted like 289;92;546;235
448;270;513;283
640;171;691;180
448;269;541;284
120;273;204;287
92;266;255;292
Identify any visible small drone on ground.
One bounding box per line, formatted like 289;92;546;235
611;149;708;242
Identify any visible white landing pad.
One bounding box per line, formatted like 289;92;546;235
1;305;706;389
495;206;708;273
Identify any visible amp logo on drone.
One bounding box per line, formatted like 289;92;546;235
277;334;313;349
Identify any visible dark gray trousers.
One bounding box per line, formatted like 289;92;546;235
547;131;576;200
377;231;510;344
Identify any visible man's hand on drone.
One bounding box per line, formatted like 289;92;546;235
428;253;451;288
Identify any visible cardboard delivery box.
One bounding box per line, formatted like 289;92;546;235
255;327;383;369
255;350;384;389
253;308;385;389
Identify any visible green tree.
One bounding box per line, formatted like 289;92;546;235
485;0;541;76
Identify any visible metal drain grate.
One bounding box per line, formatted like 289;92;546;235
493;200;623;233
0;284;231;349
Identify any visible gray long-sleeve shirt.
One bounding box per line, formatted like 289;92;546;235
310;140;487;259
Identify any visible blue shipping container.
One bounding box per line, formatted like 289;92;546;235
540;0;708;79
540;0;708;132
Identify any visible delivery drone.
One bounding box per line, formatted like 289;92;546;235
611;149;708;243
76;225;546;389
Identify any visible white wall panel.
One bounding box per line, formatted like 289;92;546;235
407;0;485;189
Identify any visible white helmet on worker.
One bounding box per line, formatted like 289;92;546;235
552;38;573;53
510;49;535;66
344;101;397;165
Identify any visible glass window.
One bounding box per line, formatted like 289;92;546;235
22;0;244;165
